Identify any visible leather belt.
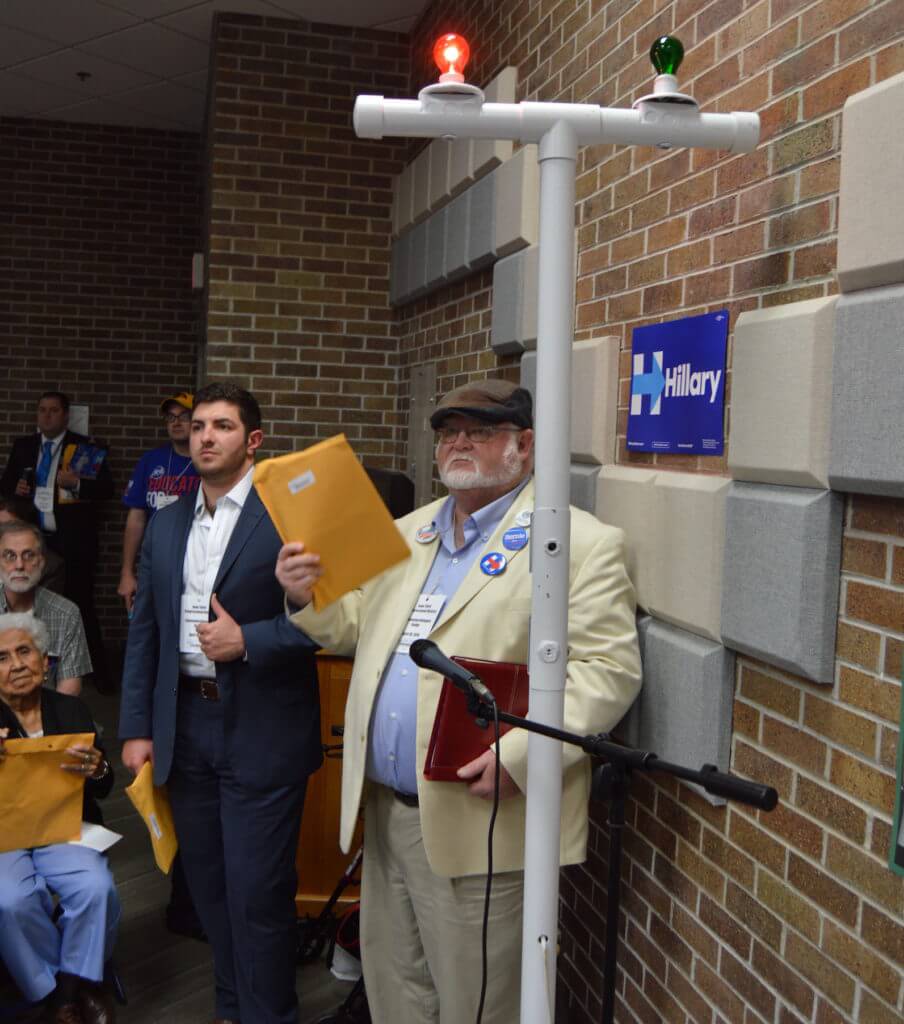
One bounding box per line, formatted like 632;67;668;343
179;674;220;701
392;789;419;807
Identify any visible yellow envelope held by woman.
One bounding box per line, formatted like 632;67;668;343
124;761;178;873
0;733;91;853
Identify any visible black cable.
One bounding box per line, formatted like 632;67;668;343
475;703;502;1024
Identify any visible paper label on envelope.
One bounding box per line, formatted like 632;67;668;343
396;593;445;655
288;470;315;494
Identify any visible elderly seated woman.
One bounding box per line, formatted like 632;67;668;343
0;613;120;1024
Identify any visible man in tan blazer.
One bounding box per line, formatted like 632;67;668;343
277;379;641;1024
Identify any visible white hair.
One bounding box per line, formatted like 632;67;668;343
0;612;50;655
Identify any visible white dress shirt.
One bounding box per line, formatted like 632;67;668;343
179;465;255;677
35;433;67;532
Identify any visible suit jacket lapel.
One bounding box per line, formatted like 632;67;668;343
212;486;265;594
434;478;535;631
170;494;196;623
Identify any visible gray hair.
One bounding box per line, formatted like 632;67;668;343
0;612;50;655
0;519;45;555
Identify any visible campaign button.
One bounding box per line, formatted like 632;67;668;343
415;524;438;544
515;510;532;527
480;552;507;576
502;527;528;551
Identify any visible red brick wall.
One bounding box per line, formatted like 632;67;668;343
399;1;904;1021
203;14;410;467
0;117;202;649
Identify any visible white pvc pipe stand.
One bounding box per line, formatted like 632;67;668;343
352;84;759;1024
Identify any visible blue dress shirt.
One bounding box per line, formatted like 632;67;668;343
366;478;530;794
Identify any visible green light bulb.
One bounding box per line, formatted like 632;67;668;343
649;36;684;75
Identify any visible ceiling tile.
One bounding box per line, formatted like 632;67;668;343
172;69;210;92
0;0;139;46
98;0;206;16
0;25;64;66
39;95;184;130
13;47;157;96
118;80;206;129
79;22;210;77
0;70;81;115
269;0;424;28
160;0;292;43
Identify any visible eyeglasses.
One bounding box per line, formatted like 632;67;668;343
434;425;522;445
1;549;41;565
164;411;191;424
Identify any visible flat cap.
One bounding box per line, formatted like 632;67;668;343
430;379;533;429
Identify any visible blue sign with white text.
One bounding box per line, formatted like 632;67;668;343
627;310;729;455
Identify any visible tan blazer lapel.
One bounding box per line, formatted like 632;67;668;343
367;501;447;675
434;478;535;631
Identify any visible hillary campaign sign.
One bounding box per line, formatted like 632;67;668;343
627;310;729;455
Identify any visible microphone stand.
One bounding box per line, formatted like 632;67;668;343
458;684;778;1024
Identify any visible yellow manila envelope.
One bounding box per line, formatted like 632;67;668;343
0;733;91;853
254;433;411;611
124;761;178;874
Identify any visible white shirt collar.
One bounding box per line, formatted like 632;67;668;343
194;463;256;518
40;433;64;450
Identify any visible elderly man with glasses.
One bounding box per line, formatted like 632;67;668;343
118;391;200;614
277;378;642;1024
0;520;91;697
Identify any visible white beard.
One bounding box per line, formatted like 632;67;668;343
439;435;523;490
1;568;41;594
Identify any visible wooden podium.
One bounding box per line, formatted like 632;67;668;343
294;654;364;916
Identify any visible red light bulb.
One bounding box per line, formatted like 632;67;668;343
432;33;470;84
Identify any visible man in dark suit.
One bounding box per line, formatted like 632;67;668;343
0;391;114;690
119;383;322;1024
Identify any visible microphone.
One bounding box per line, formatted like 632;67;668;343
409;639;496;704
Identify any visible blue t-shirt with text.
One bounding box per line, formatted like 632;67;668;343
123;444;200;516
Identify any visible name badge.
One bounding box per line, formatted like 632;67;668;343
395;593;445;656
180;596;209;654
156;494;179;510
33;486;54;513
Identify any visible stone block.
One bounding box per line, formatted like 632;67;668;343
429;138;451;211
466;172;496;271
411;146;431;223
729;297;836;488
491;246;537;356
445;189;470;281
572;337;619;466
721;483;843;684
389;230;410;306
570;463;600;514
622;617;736;805
472;67;516;179
837;72;904;292
425;206;448;292
595;466;658;611
519;335;617;464
394;162;414;236
448;136;473;197
493;145;539;259
407;220;428;299
647;472;730;642
829;284;904;497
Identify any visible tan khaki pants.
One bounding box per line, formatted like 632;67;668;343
360;784;524;1024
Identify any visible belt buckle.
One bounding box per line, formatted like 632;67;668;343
199;679;218;701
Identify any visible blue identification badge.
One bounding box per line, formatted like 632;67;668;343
480;552;507;576
415;524;438;544
502;527;528;551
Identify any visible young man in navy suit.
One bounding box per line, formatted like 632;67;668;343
119;383;321;1024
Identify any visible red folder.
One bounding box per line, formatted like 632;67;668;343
423;657;529;782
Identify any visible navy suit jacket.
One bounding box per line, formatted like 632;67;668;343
119;484;322;788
